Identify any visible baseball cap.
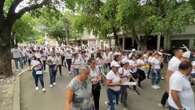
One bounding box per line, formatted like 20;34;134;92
111;61;120;67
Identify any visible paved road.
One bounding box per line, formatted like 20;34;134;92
20;67;166;110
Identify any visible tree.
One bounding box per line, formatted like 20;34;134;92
117;0;195;50
12;13;38;44
151;0;195;49
0;0;50;77
65;0;121;47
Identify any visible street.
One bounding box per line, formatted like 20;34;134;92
20;68;166;110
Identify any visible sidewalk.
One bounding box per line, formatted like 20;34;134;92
0;76;16;110
0;61;29;110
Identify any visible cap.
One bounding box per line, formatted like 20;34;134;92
132;49;136;52
110;61;120;67
114;52;121;56
121;59;129;64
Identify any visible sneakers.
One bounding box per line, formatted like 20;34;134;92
158;103;163;107
155;85;160;89
42;88;46;92
53;82;56;86
152;85;160;89
151;85;155;89
35;87;39;90
161;77;165;80
50;84;53;88
123;108;127;110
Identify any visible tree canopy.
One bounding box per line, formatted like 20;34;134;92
64;0;195;49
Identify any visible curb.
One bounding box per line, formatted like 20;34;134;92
13;76;20;110
13;68;28;110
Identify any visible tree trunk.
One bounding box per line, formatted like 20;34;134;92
113;27;119;48
0;26;13;78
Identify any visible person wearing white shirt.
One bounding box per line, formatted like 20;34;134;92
168;60;195;110
71;53;82;76
191;51;195;75
56;53;62;76
118;60;133;110
65;49;72;72
11;46;22;71
106;61;121;110
151;52;163;89
159;48;183;107
40;49;47;71
136;55;146;87
31;57;46;92
147;52;154;79
27;50;33;68
47;54;57;88
60;48;65;66
103;50;111;73
88;58;102;110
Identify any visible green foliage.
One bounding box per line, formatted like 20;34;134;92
6;0;195;44
12;13;39;42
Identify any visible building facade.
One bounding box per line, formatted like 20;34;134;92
119;25;195;50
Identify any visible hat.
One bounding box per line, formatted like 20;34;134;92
121;59;129;64
111;61;120;67
132;49;136;52
114;52;121;56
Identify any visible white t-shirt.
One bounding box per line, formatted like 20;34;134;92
136;59;145;71
151;57;161;69
128;60;137;73
55;56;61;65
118;67;131;82
47;56;56;65
108;51;113;61
106;70;121;91
35;52;41;59
191;61;195;74
11;48;21;58
90;67;100;84
148;56;153;64
168;71;195;110
168;56;181;72
65;52;72;59
31;60;40;67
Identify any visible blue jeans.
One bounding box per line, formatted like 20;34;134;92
151;69;161;85
49;65;57;85
32;69;36;79
34;74;45;88
169;106;186;110
19;57;24;69
120;85;128;108
107;89;120;110
169;106;177;110
14;58;20;69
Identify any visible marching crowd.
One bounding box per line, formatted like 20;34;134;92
11;44;195;110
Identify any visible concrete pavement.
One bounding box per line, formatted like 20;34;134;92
20;68;167;110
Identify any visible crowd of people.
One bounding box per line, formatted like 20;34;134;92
11;44;195;110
